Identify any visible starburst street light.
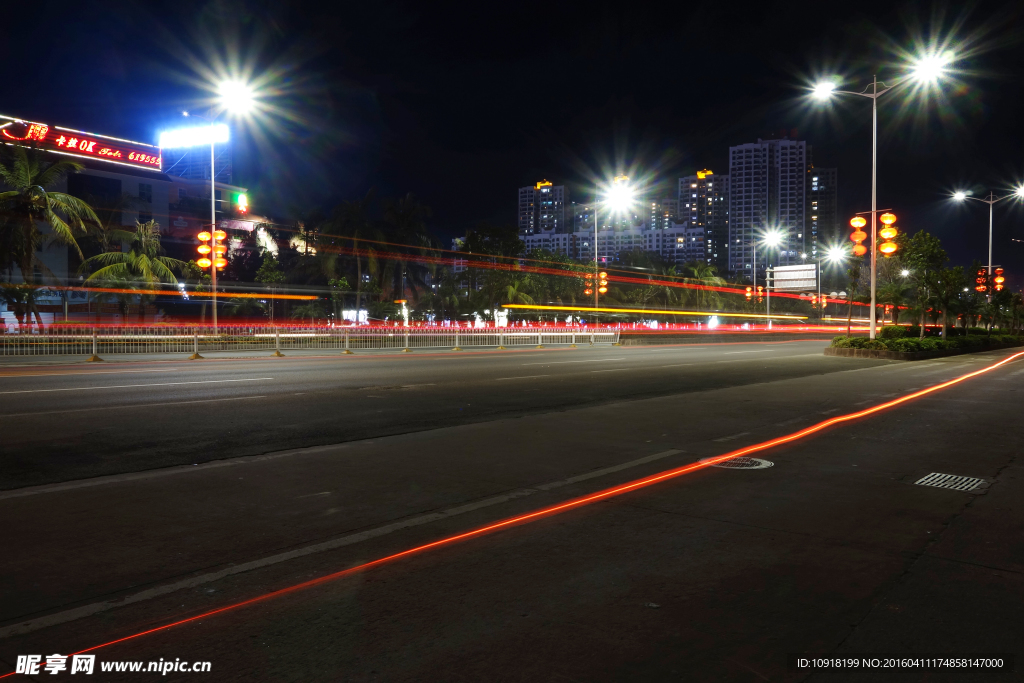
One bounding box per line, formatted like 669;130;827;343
588;175;635;310
218;80;257;115
911;52;953;82
951;185;1024;298
810;52;954;339
160;77;262;332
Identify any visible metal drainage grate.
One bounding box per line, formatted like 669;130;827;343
914;472;986;491
707;457;774;470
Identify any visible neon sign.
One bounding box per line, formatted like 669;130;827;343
1;115;162;171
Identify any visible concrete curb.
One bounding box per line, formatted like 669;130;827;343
619;333;839;346
824;341;1023;361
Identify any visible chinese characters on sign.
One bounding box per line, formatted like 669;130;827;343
1;117;161;171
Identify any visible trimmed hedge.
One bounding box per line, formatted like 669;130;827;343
830;334;1022;353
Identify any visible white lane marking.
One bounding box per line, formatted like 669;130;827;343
723;350;771;354
591;368;630;373
0;449;684;638
0;368;181;379
0;378;273;395
661;363;696;368
0;395;266;419
712;432;750;442
522;358;620;366
495;374;549;381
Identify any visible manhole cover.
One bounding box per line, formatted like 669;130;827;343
914;472;985;491
703;457;774;469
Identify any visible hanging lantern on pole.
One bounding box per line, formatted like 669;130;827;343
849;216;868;257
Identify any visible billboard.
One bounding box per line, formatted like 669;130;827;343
0;115;161;172
771;264;817;292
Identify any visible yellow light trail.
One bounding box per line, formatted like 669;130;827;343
503;303;808;321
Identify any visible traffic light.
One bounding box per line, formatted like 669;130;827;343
994;267;1005;291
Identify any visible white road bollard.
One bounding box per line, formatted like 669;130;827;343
536;331;543;349
272;328;285;357
452;330;461;351
189;329;203;360
571;331;576;348
87;329;102;362
497;329;506;350
344;330;353;354
402;329;412;352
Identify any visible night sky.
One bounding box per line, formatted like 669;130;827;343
4;0;1024;276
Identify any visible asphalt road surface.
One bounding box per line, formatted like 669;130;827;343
1;341;872;489
2;342;1023;682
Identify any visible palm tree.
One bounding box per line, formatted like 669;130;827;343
80;220;185;322
82;220;184;285
687;262;725;309
0;146;99;326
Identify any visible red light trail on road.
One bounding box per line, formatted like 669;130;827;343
4;350;1021;676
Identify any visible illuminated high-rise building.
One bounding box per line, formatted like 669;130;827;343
807;167;837;257
727;137;810;279
678;170;729;270
518;180;567;235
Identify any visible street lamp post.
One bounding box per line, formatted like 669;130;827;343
952;188;1024;298
813;53;952;338
740;228;782;328
802;246;847;321
164;80;257;333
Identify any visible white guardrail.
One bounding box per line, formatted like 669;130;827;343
0;327;621;357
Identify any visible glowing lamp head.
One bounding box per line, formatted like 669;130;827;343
237;193;248;214
852;244;868;257
197;231;212;242
879;212;897;225
196;257;212;269
812;81;836;100
879;226;898;240
762;230;783;247
911;52;952;83
213;230;227;241
901;269;910;277
994;275;1005;284
214;257;227;269
598;286;608;294
879;241;898;256
598;271;607;279
605;178;634;213
825;245;846;263
1015;186;1024;198
196;244;212;255
850;216;867;229
218;80;256;115
953;191;968;201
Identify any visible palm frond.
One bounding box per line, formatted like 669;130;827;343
35;160;85;189
85;263;133;282
47;192;100;227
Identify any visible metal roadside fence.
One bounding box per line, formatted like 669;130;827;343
0;326;620;358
